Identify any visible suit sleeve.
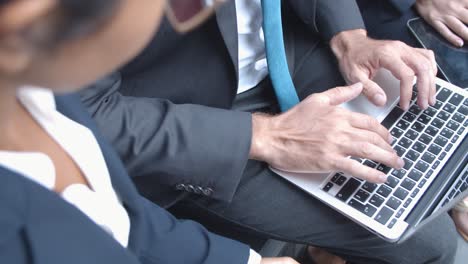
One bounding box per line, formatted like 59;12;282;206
387;0;416;14
287;0;366;41
79;73;252;203
135;197;250;264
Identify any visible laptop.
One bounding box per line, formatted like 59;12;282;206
407;17;468;89
272;69;468;242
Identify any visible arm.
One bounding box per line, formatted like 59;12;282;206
79;73;252;202
287;0;366;40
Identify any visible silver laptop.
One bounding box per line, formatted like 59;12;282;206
272;70;468;242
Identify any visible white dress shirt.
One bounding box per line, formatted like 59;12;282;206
236;0;269;94
0;87;261;263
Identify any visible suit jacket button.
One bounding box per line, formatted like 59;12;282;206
175;183;185;190
203;188;213;196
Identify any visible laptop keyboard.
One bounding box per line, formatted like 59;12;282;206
322;84;467;229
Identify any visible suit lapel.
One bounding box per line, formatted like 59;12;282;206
216;1;239;82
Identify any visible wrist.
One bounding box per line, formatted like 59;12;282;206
330;29;367;60
249;113;274;162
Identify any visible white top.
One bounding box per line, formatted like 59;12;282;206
235;0;268;94
0;87;261;263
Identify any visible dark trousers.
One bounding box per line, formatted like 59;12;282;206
172;25;458;264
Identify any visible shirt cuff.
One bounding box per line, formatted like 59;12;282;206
248;249;262;264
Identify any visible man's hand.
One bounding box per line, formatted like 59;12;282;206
261;257;300;264
250;83;404;183
330;29;437;111
416;0;468;47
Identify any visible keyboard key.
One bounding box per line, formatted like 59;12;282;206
331;173;340;182
415;161;429;173
390;127;404;139
418;134;432;145
394;145;406;157
412;122;425;132
453;113;465;123
449;93;463;106
433;101;443;109
405;150;420;162
369;194;385;207
394;187;409;200
408;169;423;181
362;181;378;192
396;120;410;130
432;160;441;170
336;175;347;186
409;105;422;115
425;126;439;137
375;207;394;225
385;176;399;188
425;169;434;178
336;178;361;202
445;143;453;152
440;128;454;139
354;189;370;202
391;169;406;179
377;164;392;174
363;160;377;168
388;218;398;229
411;188;420;198
423;107;437;117
451;135;460;144
458;105;468;115
403;198;413;208
438;151;447;161
428;144;442;155
377;185;392;197
434;136;448;147
402;112;417;122
464;98;468;106
412;141;426;153
403;158;413;170
443;103;456;113
437;111;450;121
323;182;334;192
405;130;419;140
418;179;427;188
382;107;404;129
401;178;416;191
417;114;432;124
348;199;377;217
458;126;465;135
396;208;405;218
398;137;413;149
431;118;444;128
421;152;436;164
436;88;452;102
386;197;402;210
447;120;460;131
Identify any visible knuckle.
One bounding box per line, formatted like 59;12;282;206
359;142;373;157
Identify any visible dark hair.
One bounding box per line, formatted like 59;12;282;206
0;0;121;43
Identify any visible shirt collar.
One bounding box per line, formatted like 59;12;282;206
17;86;56;115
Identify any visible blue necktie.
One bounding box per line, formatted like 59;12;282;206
261;0;299;112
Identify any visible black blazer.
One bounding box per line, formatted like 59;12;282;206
79;0;366;208
0;94;249;264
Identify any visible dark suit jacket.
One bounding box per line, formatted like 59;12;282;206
79;0;365;208
0;94;248;264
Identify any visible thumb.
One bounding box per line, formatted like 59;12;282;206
320;82;363;106
361;78;387;107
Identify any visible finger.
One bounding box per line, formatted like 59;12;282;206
335;158;387;183
349;113;393;144
431;20;464;47
445;16;468;42
403;50;432;109
261;257;300;264
317;82;363;106
360;75;388;106
345;141;404;174
379;56;415;110
415;49;437;105
353;129;395;153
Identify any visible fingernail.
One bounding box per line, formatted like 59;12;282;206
421;100;429;110
431;95;437;105
398;158;405;168
378;174;388;183
400;102;409;111
373;93;386;106
458;39;464;47
388;135;394;144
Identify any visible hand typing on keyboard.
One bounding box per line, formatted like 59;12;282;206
250;83;404;183
330;29;437;111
